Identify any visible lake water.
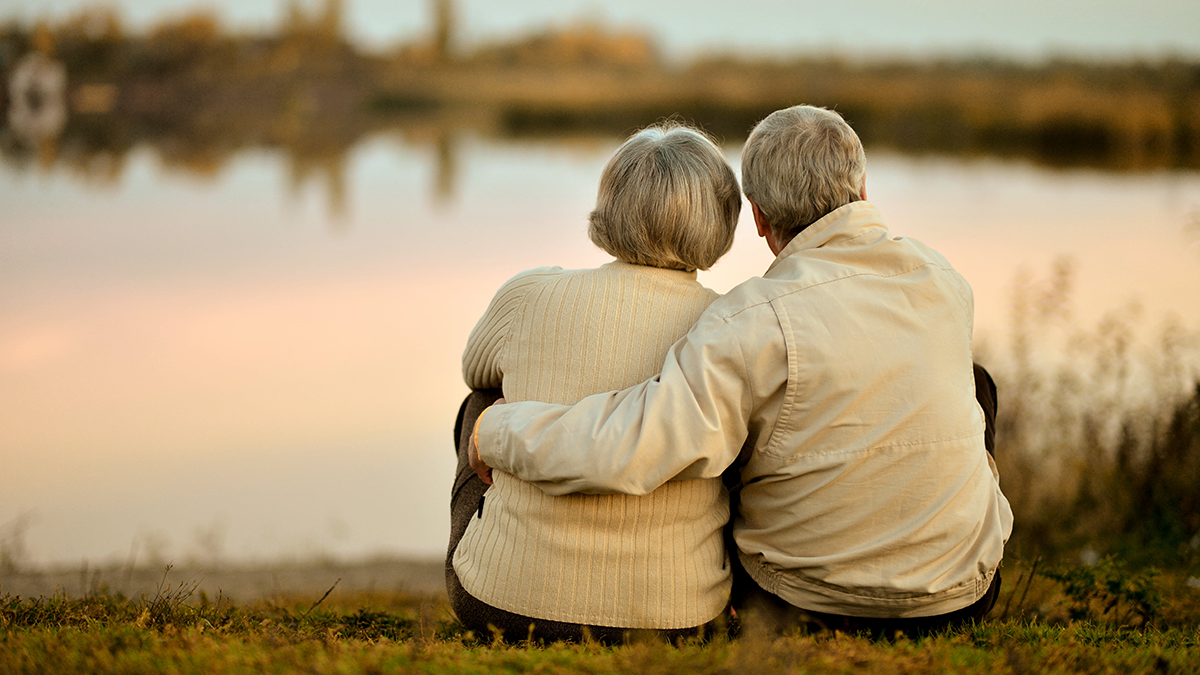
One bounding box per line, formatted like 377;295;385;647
2;131;1200;567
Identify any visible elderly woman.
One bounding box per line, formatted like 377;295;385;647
447;123;741;642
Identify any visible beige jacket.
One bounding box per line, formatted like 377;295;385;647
455;262;731;629
479;202;1014;618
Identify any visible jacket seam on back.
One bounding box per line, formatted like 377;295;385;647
763;297;797;458
762;428;986;462
715;259;956;324
764;260;956;306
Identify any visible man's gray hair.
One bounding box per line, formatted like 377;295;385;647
741;105;866;245
589;122;741;271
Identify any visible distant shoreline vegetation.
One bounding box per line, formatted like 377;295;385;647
2;1;1199;183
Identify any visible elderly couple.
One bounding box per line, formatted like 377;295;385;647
446;105;1013;642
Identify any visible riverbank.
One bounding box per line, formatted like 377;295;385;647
0;556;445;602
3;558;1199;674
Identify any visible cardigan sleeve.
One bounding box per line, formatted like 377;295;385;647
462;266;562;390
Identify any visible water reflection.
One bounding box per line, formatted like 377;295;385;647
6;53;68;145
432;131;457;204
1187;206;1200;249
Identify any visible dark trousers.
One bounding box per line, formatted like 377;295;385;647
728;363;1002;639
446;389;714;644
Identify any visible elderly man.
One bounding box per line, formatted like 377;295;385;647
470;105;1013;636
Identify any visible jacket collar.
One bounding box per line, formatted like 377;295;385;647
765;201;886;276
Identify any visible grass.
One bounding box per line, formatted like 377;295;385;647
2;560;1199;674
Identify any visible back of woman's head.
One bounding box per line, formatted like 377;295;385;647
589;123;741;271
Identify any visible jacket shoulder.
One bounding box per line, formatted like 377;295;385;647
704;275;782;321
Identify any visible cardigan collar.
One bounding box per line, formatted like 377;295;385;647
602;260;700;283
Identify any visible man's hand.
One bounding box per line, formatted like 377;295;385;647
469;398;505;484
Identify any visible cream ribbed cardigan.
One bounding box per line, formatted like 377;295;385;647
454;261;731;629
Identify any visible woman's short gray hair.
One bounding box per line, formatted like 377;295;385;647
741;105;866;245
589;123;741;271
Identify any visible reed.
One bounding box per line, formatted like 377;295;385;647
983;259;1200;567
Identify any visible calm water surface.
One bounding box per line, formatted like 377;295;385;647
2;133;1199;566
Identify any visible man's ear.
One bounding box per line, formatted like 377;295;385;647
750;200;770;239
749;199;784;255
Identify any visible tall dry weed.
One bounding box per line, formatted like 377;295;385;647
985;258;1200;566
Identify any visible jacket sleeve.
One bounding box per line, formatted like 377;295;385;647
462;267;561;390
477;311;754;496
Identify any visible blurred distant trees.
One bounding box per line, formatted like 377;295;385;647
471;24;657;68
143;13;223;77
1;0;1199;190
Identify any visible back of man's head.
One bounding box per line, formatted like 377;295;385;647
741;105;866;246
